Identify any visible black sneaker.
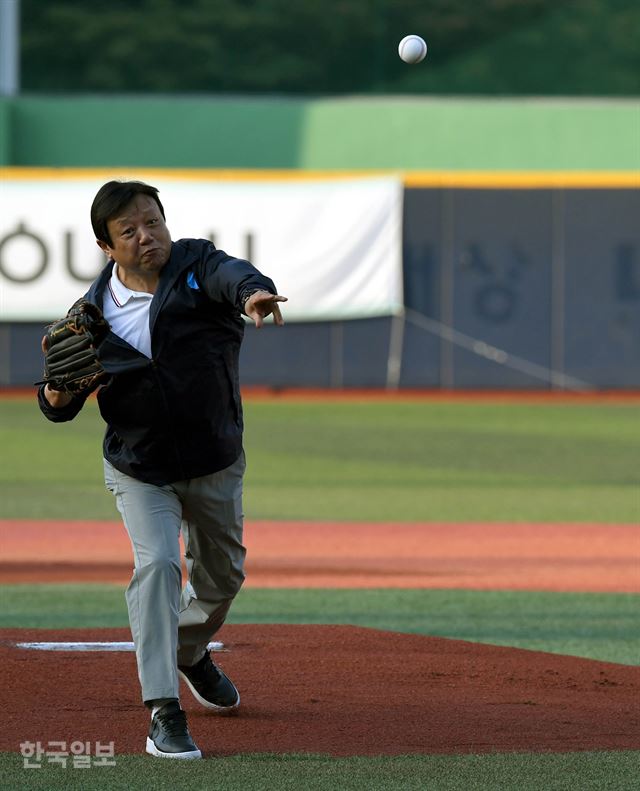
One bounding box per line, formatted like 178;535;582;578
146;701;202;759
178;650;240;712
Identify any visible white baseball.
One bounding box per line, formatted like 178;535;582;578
398;35;427;64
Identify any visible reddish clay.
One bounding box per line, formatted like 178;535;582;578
4;387;640;402
1;519;637;592
2;625;639;757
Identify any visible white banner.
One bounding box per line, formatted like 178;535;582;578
0;173;403;322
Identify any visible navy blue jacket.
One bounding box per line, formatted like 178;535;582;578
38;239;276;485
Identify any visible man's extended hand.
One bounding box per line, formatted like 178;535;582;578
244;291;287;328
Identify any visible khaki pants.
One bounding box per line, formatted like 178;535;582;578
103;453;246;704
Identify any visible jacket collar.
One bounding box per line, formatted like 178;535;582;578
149;242;198;332
86;241;197;315
108;265;154;307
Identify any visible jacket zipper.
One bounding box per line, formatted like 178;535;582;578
150;358;186;480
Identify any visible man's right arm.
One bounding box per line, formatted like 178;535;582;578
37;384;87;423
37;330;88;422
43;385;73;409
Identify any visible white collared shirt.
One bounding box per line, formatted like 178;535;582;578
103;265;153;358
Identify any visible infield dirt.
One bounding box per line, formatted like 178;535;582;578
3;624;639;757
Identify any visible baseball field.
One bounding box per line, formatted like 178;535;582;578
0;391;639;790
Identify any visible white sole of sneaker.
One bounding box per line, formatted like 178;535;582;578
178;669;240;713
145;737;202;759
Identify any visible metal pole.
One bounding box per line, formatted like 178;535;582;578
550;190;566;389
329;321;344;389
0;0;20;96
386;312;405;389
440;189;455;388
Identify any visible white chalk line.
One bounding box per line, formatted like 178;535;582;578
15;641;225;652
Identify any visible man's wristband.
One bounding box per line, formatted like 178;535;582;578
239;288;269;311
241;289;260;304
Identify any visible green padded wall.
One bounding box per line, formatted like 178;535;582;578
2;96;639;170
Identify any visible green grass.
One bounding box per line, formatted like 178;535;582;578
244;400;640;522
2;585;638;665
1;750;639;791
1;398;638;521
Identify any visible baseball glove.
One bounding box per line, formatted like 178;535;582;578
38;299;111;396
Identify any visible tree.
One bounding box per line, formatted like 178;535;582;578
20;0;640;95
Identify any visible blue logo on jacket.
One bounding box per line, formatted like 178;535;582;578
187;271;200;290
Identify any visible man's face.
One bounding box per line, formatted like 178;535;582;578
97;194;172;276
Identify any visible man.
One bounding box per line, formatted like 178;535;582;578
37;180;287;759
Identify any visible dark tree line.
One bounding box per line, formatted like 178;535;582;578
20;0;640;95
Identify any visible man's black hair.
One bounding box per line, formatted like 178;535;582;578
91;180;166;246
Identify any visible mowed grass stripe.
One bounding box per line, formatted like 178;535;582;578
2;585;638;665
1;751;639;791
0;399;638;522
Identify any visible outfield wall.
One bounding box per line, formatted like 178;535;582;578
243;182;640;390
1;176;638;390
0;96;638;389
401;185;640;389
1;96;639;170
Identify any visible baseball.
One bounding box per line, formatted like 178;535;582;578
398;34;427;64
